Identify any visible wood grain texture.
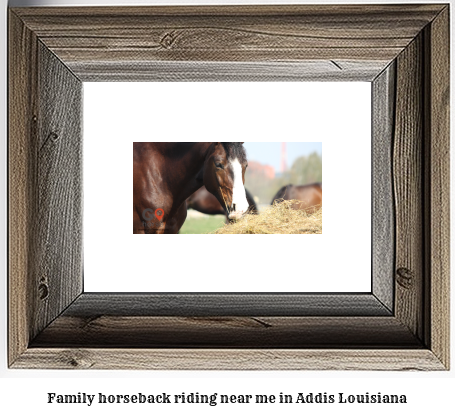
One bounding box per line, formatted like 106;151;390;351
31;43;83;339
13;349;445;371
424;6;450;369
11;5;444;76
32;294;418;349
72;60;387;82
31;316;420;348
393;34;424;340
372;63;395;312
8;11;38;366
64;293;391;317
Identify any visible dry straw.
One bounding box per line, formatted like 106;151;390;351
214;199;322;234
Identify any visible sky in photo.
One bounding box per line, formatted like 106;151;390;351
243;142;322;172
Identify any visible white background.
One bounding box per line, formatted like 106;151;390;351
1;1;454;414
84;82;371;292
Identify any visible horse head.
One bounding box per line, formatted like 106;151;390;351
203;142;249;220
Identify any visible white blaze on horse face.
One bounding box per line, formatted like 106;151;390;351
229;158;249;220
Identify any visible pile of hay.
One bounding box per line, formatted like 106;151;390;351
213;200;322;234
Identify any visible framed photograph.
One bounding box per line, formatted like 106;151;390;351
8;4;449;370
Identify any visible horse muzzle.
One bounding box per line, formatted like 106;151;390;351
228;201;249;220
228;210;245;220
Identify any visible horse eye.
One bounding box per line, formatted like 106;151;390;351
215;162;224;169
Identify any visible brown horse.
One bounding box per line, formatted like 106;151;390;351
133;142;249;233
187;186;258;217
271;183;322;213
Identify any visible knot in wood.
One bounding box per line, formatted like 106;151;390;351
48;131;59;142
160;31;178;49
38;281;49;300
396;267;414;289
60;350;94;369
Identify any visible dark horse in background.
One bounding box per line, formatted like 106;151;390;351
133;142;249;234
271;183;322;213
187;186;258;217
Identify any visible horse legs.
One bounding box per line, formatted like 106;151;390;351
163;203;188;234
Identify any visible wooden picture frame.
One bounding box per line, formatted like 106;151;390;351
8;4;449;370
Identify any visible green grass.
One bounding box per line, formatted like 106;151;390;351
180;215;226;234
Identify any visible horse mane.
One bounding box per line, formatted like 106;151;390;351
222;142;247;164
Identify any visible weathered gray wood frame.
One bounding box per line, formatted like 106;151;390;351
8;5;449;370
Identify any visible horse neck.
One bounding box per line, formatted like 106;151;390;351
161;142;212;205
